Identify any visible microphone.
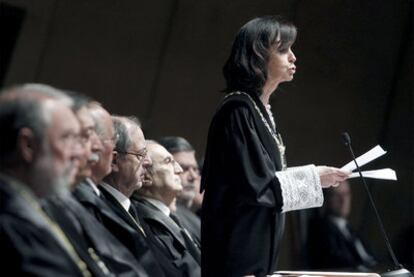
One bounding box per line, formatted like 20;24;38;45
341;132;351;146
341;132;412;277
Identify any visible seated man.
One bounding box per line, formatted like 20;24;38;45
0;84;91;276
99;115;189;276
99;115;152;238
307;181;377;271
157;136;202;243
73;110;167;276
132;141;201;277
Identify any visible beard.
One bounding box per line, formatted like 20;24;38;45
30;145;71;198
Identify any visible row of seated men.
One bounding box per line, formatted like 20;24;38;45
0;84;203;276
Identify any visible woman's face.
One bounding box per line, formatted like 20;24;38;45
266;44;296;84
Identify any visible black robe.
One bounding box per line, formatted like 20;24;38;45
132;197;201;277
72;181;167;277
43;194;147;277
93;183;189;277
0;176;85;276
41;198;111;277
201;91;285;277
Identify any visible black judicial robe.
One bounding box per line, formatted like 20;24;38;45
98;185;189;277
132;197;201;277
0;178;84;277
43;195;147;277
41;198;110;277
201;91;285;277
73;181;166;277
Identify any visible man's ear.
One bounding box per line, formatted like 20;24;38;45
17;128;38;163
111;151;119;172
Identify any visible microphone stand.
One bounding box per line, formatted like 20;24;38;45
342;132;412;277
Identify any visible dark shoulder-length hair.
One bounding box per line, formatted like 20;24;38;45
223;16;297;95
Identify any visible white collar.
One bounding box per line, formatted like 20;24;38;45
145;198;170;217
86;178;101;197
100;182;131;212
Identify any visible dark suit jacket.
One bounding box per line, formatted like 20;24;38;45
43;194;146;277
132;197;201;277
0;176;84;277
72;181;165;277
307;216;377;271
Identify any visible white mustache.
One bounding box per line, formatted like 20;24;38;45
88;153;100;163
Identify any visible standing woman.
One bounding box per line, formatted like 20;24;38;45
200;16;349;277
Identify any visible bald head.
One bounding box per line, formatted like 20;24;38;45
157;136;200;207
136;141;183;206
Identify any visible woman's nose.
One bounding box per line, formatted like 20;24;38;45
289;49;296;63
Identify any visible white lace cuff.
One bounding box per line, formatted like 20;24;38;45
275;164;323;213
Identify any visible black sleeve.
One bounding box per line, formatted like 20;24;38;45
0;216;82;277
220;105;282;208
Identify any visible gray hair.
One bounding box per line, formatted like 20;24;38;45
0;84;71;167
112;115;141;153
157;136;194;154
22;83;73;107
65;90;93;112
87;101;106;137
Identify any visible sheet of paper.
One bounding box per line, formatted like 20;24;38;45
348;168;397;180
341;145;386;172
274;271;381;277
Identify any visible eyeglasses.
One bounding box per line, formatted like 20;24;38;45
118;148;148;162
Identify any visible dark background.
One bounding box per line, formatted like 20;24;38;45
1;0;413;271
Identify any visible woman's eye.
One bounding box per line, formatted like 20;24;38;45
278;47;289;53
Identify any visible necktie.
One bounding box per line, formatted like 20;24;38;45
170;213;201;264
128;205;146;236
170;213;201;250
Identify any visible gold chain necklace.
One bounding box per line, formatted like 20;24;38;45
224;91;287;170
